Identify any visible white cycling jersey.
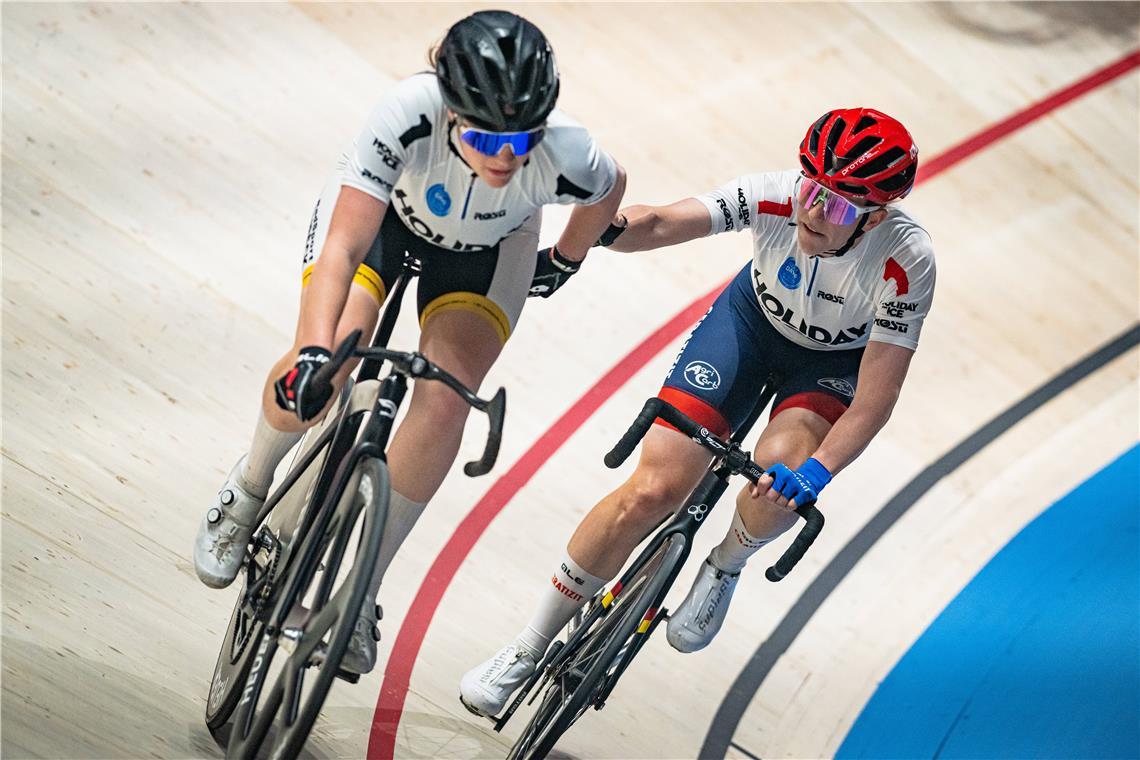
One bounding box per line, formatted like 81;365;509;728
697;170;936;352
337;72;617;252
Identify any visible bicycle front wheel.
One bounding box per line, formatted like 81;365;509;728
513;533;686;760
224;456;390;760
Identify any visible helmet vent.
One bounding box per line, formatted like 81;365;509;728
824;117;846;173
836;136;882;172
498;37;517;61
808;112;830;154
457;58;481;93
800;155;818;176
876;164;915;192
851;145;905;178
853;114;878;134
837;182;868;196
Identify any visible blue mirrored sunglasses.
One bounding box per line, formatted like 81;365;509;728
460;127;545;157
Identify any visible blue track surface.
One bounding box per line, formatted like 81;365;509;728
837;445;1140;759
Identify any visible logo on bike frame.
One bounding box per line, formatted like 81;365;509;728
426;183;451;217
687;503;709;522
683;361;721;391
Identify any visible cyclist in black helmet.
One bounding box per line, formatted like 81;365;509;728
193;10;626;675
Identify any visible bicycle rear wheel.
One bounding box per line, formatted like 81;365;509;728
511;533;686;760
224;456;389;760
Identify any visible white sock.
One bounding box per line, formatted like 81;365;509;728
362;489;428;605
709;509;773;574
516;551;608;659
239;411;302;499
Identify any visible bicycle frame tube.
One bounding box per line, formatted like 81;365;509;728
254;423;337;528
359;259;415;383
275;440;384;627
360;373;407;452
285;267;416;555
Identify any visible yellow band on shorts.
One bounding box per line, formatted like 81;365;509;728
420;292;511;344
301;263;386;305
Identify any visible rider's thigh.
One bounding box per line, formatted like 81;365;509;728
261;282;380;431
621;424;713;518
752;406;831;470
404;306;504;423
735;406;831;531
419;306;503;386
385;308;503;500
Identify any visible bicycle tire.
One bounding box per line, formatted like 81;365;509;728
204;422;334;734
205;521;285;731
224;457;389;760
517;534;686;759
204;573;267;732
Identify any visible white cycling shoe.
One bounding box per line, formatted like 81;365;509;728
193;457;265;589
666;558;740;653
339;603;382;675
459;642;538;717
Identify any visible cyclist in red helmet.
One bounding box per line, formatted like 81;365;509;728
461;108;934;716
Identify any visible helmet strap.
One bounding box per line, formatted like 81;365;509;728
827;213;870;258
445;117;475;170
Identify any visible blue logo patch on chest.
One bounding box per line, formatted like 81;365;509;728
777;257;802;289
426;183;451;217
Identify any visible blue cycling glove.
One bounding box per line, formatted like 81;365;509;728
766;457;833;505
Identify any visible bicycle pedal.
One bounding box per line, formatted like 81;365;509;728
335;669;360;684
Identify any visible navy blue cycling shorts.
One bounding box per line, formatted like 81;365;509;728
659;263;864;438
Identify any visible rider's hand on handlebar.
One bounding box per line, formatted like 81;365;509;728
274;346;334;422
528;246;581;298
753;457;832;510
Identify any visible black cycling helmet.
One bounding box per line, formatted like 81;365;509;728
435;10;559;132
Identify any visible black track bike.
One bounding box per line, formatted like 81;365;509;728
491;385;824;759
203;259;505;760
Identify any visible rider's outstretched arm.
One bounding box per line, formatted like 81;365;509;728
297;187;386;350
603;197;712;253
555;163;628;261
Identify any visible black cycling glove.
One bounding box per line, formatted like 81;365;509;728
273;346;333;422
528;246;582;298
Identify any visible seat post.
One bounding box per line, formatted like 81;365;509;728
729;374;780;445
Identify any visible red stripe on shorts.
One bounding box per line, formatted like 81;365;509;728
656;387;731;439
771;391;848;425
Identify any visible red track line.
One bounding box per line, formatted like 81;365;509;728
368;47;1139;759
367;285;723;750
918;49;1139;183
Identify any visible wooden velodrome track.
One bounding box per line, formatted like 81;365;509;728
3;3;1137;758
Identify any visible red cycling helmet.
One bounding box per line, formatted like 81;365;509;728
799;108;918;205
